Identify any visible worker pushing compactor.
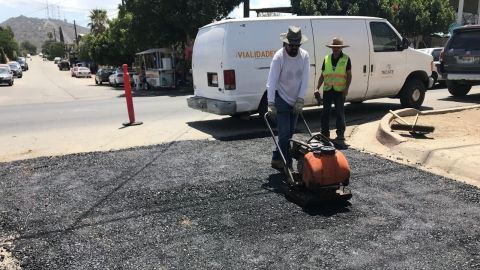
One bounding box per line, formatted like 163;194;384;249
265;26;352;207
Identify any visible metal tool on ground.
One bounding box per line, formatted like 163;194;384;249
389;110;434;135
264;112;352;207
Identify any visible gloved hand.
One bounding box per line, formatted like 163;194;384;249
314;90;321;106
293;98;304;114
267;102;276;118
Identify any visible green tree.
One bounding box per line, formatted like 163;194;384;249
395;0;454;37
123;0;243;49
59;26;65;43
291;0;455;42
0;48;7;64
41;40;65;59
83;0;243;66
0;26;19;60
88;9;109;35
20;40;37;55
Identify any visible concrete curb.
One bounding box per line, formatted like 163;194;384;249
376;104;480;147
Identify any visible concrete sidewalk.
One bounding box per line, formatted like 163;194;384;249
348;105;480;188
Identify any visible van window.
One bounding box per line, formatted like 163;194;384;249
370;22;401;52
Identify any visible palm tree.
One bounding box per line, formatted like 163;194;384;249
88;9;109;36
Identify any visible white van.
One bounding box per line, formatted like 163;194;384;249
187;16;433;116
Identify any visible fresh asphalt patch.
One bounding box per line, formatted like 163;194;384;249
1;137;479;269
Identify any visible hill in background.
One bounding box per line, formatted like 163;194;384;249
0;16;90;53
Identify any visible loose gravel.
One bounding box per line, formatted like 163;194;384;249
1;137;479;270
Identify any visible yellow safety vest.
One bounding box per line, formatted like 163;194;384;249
323;54;349;92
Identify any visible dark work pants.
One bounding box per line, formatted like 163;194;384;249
321;90;346;138
272;94;298;167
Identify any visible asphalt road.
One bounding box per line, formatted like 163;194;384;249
1;136;480;269
1;57;480;269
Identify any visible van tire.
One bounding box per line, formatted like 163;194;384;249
257;92;268;117
400;79;425;109
446;80;471;96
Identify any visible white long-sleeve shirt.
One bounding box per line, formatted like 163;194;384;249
266;47;310;106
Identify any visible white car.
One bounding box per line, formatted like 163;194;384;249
108;68;134;87
73;67;91;78
417;47;444;87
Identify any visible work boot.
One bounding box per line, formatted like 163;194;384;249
271;160;285;173
335;135;345;141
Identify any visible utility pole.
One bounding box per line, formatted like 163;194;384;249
457;0;465;25
477;0;480;24
46;0;50;19
244;0;250;18
74;20;79;46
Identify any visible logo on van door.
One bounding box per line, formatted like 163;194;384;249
381;64;394;75
236;50;276;59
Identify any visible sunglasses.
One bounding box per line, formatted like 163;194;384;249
287;43;301;48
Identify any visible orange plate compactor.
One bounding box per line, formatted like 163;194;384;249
264;113;352;207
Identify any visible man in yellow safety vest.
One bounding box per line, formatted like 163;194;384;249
314;37;352;142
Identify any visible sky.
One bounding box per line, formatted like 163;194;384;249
0;0;292;28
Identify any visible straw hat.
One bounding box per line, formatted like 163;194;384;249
280;26;308;45
326;37;349;48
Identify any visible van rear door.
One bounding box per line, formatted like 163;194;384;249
192;24;227;100
310;18;369;101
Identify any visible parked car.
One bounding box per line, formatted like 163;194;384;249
73;67;92;78
95;68;113;85
439;25;480;96
16;57;29;71
58;60;70;71
417;47;444;87
0;64;14;86
7;61;23;78
71;67;78;77
53;57;62;64
108;68;135;87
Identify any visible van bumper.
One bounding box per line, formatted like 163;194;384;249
187;96;236;115
446;73;480;80
428;77;434;88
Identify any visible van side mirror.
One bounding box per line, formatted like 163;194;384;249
401;37;410;50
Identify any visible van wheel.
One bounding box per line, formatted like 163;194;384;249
400;79;425;109
257;92;268;117
446;80;471;96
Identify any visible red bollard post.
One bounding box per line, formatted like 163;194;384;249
122;64;143;127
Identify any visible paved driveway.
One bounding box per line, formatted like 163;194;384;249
1;137;479;269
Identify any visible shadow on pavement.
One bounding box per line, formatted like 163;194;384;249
118;87;194;98
262;174;351;216
186;102;432;142
438;92;480;104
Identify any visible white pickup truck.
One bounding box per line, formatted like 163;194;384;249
188;16;434;116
